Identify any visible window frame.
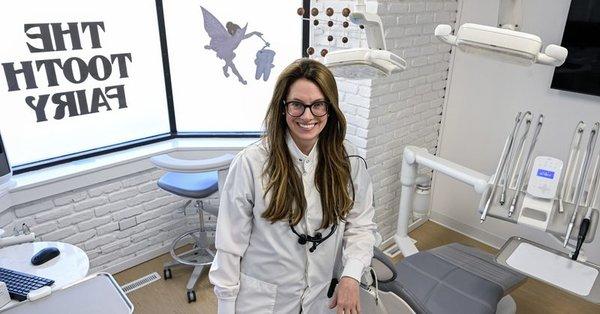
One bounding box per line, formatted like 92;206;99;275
11;0;310;174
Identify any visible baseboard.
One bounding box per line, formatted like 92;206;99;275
429;210;506;250
100;244;172;275
100;240;200;275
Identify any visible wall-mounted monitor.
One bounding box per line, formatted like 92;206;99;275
551;0;600;97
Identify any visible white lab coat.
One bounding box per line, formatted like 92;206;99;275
209;134;376;314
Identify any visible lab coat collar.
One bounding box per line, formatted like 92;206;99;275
286;132;318;164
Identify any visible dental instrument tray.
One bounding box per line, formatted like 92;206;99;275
0;272;133;314
496;237;600;304
478;187;600;243
478;115;600;245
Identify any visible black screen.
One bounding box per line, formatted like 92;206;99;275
551;0;600;97
0;131;10;176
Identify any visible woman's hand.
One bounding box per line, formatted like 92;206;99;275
329;276;360;313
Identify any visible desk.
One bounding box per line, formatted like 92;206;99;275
0;241;89;308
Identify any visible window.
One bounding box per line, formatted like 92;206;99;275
0;0;171;167
0;0;307;171
164;0;304;133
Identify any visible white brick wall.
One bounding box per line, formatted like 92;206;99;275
311;0;456;241
0;168;217;273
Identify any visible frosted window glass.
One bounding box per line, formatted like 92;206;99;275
0;0;170;166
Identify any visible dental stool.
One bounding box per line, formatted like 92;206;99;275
150;153;234;303
369;243;526;314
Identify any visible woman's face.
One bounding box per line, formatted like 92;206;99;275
285;78;328;153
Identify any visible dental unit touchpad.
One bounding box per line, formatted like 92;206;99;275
517;156;563;230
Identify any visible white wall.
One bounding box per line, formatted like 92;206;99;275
431;0;600;263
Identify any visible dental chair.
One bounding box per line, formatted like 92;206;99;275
355;144;530;313
150;153;234;303
361;243;526;314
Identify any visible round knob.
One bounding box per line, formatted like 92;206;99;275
327;35;333;42
342;8;351;17
313;19;319;26
326;7;334;16
342;37;348;44
311;8;319;17
306;47;315;55
320;49;328;57
296;7;305;16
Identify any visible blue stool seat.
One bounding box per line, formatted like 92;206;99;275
158;171;218;199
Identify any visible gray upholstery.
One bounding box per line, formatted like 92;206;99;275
157;171;218;199
428;243;525;293
376;243;526;314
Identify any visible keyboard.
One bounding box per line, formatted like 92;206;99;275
0;267;54;301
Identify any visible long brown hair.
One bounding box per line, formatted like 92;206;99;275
262;58;353;229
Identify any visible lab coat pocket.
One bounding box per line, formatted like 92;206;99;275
236;272;277;313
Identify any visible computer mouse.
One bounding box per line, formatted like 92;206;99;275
31;247;60;266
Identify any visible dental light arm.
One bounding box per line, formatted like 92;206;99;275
498;0;522;31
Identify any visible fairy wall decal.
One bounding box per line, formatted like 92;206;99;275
201;6;267;85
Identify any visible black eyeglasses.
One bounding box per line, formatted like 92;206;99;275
284;100;329;117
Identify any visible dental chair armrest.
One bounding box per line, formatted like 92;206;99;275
150;153;235;173
372;247;397;283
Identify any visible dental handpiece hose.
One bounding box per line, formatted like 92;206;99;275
572;150;600;260
481;112;523;222
500;112;531;205
572;218;590;261
509;115;543;217
559;122;585;213
564;122;600;248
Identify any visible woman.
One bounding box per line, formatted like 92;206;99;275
209;58;376;313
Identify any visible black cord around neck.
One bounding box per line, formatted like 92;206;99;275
287;152;367;252
289;221;337;253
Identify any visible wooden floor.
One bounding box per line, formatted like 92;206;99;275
114;221;600;313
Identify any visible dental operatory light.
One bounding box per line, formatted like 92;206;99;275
323;0;406;79
435;0;568;66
